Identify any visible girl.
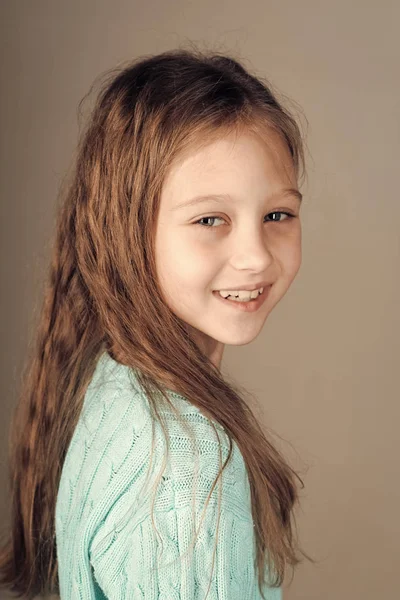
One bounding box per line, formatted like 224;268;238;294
0;47;315;599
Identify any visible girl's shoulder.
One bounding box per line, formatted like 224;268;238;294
80;351;151;430
56;352;250;523
81;351;230;443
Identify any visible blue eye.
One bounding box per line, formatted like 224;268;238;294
194;212;295;228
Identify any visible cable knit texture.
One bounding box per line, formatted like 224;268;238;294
55;352;282;599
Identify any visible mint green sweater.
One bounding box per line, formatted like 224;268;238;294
55;352;282;599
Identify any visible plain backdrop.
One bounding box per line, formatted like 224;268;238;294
1;1;399;599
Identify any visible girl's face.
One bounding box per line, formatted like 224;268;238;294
155;128;302;370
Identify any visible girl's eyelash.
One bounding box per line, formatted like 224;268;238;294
193;211;295;228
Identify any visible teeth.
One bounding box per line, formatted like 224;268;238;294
218;287;263;301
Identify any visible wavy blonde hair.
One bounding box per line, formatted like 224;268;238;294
0;44;315;599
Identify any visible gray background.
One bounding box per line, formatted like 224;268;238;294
1;1;399;598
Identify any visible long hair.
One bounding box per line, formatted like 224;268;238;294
0;44;315;598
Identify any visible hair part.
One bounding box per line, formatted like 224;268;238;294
0;44;315;598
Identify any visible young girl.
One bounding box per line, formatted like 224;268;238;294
0;47;315;599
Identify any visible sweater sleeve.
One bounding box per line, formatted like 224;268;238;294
86;400;282;600
89;494;264;600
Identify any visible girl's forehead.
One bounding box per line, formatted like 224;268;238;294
169;128;293;179
159;131;297;212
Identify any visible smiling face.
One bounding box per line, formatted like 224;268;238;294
154;126;302;370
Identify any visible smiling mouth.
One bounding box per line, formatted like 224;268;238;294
215;291;262;301
212;285;271;307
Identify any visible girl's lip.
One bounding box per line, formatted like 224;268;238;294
213;280;270;292
212;285;271;312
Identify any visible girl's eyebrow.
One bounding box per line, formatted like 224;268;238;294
171;189;303;211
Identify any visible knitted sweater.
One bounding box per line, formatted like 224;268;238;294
55;352;282;599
